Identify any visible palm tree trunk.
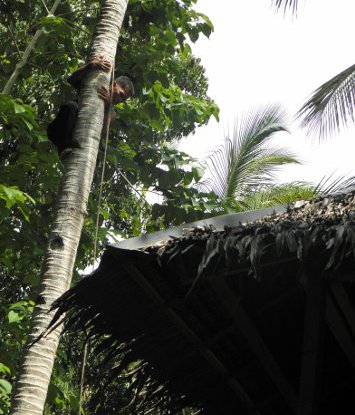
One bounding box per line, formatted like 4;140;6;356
1;0;62;96
10;1;128;414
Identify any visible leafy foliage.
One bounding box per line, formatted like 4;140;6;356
0;300;34;414
240;182;316;211
0;0;219;413
234;173;355;212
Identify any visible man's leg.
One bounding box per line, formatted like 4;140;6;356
47;101;79;153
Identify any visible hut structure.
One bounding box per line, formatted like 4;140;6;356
53;189;355;414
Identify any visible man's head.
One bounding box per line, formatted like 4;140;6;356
112;75;134;104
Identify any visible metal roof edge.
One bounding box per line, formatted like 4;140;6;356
113;205;287;250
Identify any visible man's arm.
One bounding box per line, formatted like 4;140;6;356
68;56;111;90
97;85;116;136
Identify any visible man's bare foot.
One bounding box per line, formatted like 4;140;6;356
59;147;74;159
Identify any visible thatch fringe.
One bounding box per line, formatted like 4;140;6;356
50;190;355;414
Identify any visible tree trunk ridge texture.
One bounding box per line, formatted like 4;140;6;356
10;1;128;414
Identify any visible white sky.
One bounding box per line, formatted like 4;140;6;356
179;0;355;186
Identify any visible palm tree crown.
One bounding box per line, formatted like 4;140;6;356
272;0;355;139
198;105;300;209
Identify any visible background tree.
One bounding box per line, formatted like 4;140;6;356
1;0;62;95
272;0;355;139
197;102;355;213
197;105;300;212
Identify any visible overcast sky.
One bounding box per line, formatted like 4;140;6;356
179;0;355;186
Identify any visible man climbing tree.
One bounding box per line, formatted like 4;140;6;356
10;1;129;414
47;56;134;154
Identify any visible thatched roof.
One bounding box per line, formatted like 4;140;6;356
52;190;355;414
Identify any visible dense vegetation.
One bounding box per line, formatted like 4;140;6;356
0;0;219;413
1;0;353;413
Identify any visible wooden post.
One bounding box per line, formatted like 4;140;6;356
297;273;325;415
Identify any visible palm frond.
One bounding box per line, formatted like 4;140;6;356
198;105;299;205
224;105;290;198
315;173;355;195
297;64;355;139
240;182;316;211
272;0;300;15
240;174;355;212
240;150;300;183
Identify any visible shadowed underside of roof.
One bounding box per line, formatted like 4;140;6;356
51;190;355;414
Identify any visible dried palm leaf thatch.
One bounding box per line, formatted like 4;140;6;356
50;189;355;414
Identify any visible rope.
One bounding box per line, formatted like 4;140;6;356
93;64;115;263
77;330;89;415
92;71;150;251
78;63;154;413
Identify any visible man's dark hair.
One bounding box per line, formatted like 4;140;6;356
116;75;134;98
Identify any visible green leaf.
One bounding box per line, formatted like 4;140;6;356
100;207;109;220
8;301;29;311
7;310;22;324
13;102;26;114
0;185;35;215
0;364;10;376
22;118;34;131
0;379;11;395
151;118;163;130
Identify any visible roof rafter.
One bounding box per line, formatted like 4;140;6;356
331;283;355;338
125;264;262;415
209;275;298;413
326;286;355;368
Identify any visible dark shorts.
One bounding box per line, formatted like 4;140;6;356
47;100;79;152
